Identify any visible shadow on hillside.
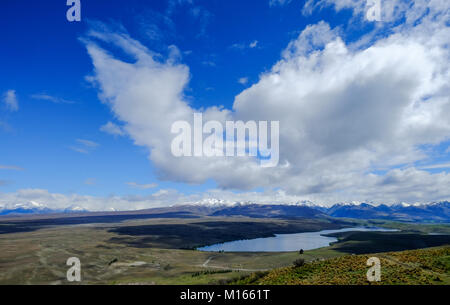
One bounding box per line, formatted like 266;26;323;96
0;212;198;234
325;231;450;254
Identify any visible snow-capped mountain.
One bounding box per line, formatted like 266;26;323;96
325;201;450;222
0;201;89;216
63;205;89;213
210;203;326;218
188;198;236;207
0;199;448;222
0;201;55;215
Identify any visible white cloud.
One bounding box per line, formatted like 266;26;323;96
2;90;18;112
189;5;212;37
269;0;292;7
76;139;99;148
84;178;97;186
230;40;260;51
81;1;450;204
302;0;366;16
419;163;450;170
249;40;258;48
126;182;158;189
31;93;76;104
1;173;450;212
70;139;99;154
229;43;246;50
0;180;11;187
100;121;126;136
0;120;11;131
0;188;194;211
238;77;249;85
302;0;445;24
69;146;89;154
0;165;23;171
201;60;216;67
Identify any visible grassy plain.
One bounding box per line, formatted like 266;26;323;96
0;217;340;284
0;215;448;285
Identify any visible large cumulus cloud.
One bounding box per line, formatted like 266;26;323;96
82;0;450;204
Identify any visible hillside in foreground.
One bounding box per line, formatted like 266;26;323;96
234;246;450;285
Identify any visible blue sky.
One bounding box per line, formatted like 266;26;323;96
0;0;338;195
1;0;450;210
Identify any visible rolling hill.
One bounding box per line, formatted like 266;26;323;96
234;246;450;285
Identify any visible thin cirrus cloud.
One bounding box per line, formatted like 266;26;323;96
201;60;216;67
249;40;258;48
0;165;24;171
30;93;76;104
419;163;450;170
84;178;97;186
2;90;19;112
137;1;211;42
238;77;249;85
126;182;158;189
230;40;259;50
70;139;100;154
0;180;12;187
69;146;89;154
269;0;292;7
76;139;99;148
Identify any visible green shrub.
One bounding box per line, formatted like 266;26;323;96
293;258;305;267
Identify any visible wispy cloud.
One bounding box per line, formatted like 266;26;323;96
201;60;216;67
31;93;76;104
126;182;158;189
137;9;176;42
230;43;245;50
230;40;260;51
69;146;89;154
84;178;97;186
138;0;211;43
419;163;450;170
70;139;100;154
100;121;126;136
0;120;11;132
76;139;99;148
0;180;12;187
249;40;258;48
2;90;18;112
238;77;249;85
189;5;212;37
269;0;292;7
0;165;24;171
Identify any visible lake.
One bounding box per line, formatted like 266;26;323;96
197;227;398;252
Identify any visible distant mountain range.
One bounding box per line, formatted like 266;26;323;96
1;200;449;223
0;201;88;216
210;204;325;219
324;202;450;222
206;201;450;222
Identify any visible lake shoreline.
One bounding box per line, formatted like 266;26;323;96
197;227;398;253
